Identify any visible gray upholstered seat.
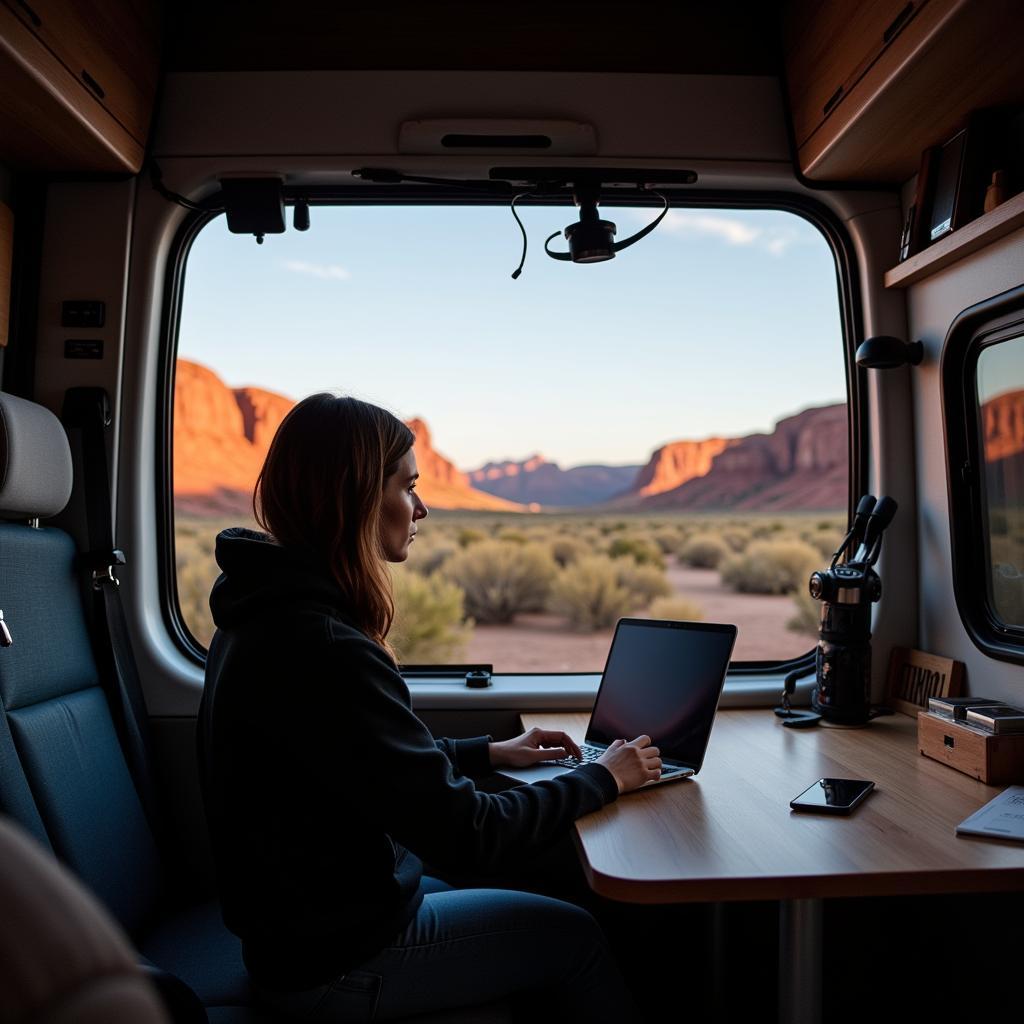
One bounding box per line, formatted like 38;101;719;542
0;390;251;1019
0;391;514;1024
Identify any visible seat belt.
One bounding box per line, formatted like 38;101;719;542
61;387;162;835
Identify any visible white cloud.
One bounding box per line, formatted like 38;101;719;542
649;211;803;256
661;212;761;246
283;260;351;281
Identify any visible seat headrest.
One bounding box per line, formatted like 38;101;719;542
0;392;74;520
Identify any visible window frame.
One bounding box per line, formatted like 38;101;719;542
157;186;866;677
942;282;1024;665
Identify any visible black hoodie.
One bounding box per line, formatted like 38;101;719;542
198;528;618;990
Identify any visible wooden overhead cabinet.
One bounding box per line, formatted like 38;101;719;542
0;0;159;173
784;0;1024;182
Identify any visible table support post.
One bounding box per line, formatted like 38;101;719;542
709;902;727;1016
778;898;822;1024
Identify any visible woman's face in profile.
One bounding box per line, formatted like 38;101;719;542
380;449;428;561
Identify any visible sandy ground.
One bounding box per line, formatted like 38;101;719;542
464;565;818;671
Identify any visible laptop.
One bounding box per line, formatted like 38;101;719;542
499;617;738;787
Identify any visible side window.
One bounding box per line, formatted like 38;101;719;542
977;334;1024;628
944;285;1024;664
169;202;851;671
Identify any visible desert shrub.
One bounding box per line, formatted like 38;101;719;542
719;527;752;553
175;526;220;647
441;540;556;623
549;556;635;631
496;528;528;544
721;539;821;595
646;595;704;622
679;532;730;569
390;570;471;664
176;556;217;647
456;527;485;548
803;529;843;561
407;536;459;576
616;561;672;607
550;535;590;568
651;527;686;555
607;536;664;568
788;586;822;634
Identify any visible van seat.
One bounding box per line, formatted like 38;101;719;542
0;390;258;1019
0;391;513;1023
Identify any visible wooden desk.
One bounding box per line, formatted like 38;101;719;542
521;710;1024;1022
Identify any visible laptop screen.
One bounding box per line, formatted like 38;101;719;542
586;618;737;772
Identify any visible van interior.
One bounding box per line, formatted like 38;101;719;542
2;2;1024;1022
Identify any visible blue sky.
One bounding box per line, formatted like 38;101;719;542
178;203;845;470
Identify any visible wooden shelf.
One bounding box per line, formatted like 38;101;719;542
885;190;1024;288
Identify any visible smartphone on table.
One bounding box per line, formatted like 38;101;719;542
790;778;875;814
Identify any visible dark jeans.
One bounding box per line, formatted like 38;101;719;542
253;874;639;1021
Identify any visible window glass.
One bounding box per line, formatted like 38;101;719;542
977;335;1024;627
173;204;848;669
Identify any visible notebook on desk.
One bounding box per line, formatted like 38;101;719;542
499;617;738;787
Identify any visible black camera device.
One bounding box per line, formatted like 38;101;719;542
808;494;898;725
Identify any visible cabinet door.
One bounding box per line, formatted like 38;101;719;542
784;0;925;151
6;0;159;146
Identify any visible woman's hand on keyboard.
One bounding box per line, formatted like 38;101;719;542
488;728;584;768
597;736;662;794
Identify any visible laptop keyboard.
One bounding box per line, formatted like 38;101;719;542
549;745;606;768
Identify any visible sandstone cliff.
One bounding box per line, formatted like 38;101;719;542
982;388;1024;461
622;404;848;511
629;436;736;498
173;360;520;516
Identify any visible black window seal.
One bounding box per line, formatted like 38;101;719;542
156;185;866;677
941;282;1024;666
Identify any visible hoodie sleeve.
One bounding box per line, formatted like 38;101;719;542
434;737;494;779
321;635;618;874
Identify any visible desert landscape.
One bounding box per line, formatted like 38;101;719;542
171;359;1024;666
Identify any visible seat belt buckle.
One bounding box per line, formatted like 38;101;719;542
84;549;127;589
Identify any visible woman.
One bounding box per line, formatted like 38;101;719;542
198;393;661;1021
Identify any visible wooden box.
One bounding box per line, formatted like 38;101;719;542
918;711;1024;785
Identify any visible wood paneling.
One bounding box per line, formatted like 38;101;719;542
784;0;920;152
7;0;159;146
786;0;1024;182
522;710;1024;903
0;1;154;172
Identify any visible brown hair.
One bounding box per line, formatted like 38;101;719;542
254;393;414;657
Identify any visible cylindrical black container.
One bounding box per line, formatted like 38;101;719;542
812;639;871;723
811;598;872;724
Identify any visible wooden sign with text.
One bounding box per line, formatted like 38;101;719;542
886;647;965;717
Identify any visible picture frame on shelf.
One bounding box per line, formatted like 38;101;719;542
904;108;1024;263
905;144;938;260
926;126;969;245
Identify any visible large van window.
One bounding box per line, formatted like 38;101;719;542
172;203;848;670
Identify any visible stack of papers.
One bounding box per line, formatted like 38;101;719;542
955;786;1024;841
